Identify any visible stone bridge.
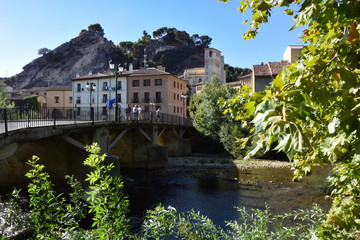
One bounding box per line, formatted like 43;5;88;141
0;121;193;191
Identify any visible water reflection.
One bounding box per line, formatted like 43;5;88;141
123;164;331;230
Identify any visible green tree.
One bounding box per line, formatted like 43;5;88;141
37;48;51;56
220;0;360;237
23;95;39;110
87;23;104;34
189;77;249;157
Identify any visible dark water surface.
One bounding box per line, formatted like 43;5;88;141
122;164;332;230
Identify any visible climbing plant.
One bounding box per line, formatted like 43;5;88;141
219;0;360;238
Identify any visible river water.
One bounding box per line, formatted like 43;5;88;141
122;158;332;230
0;156;332;237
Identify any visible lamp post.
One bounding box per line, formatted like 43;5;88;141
86;82;96;124
181;93;186;123
109;60;124;122
150;100;155;121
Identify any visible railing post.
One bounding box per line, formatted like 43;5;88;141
53;108;56;129
4;108;8;136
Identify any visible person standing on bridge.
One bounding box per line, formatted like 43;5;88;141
138;105;143;120
156;107;161;122
125;104;131;120
133;105;138;120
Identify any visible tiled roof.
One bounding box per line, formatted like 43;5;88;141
127;67;170;77
46;85;72;91
253;60;289;77
72;68;171;80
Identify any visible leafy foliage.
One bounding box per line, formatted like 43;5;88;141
20;143;131;239
224;64;252;83
83;143;131;239
219;0;360;237
141;204;325;239
23;95;39;110
189;77;250;157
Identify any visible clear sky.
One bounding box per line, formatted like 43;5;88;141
0;0;303;78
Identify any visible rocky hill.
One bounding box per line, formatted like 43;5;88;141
6;24;249;90
7;26;118;89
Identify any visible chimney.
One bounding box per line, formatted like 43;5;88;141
157;64;166;71
88;71;92;75
129;63;133;73
76;73;80;78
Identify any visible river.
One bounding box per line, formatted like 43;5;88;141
122;155;332;231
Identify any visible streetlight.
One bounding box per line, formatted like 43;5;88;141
181;93;186;122
109;60;124;122
86;82;96;123
150;100;155;121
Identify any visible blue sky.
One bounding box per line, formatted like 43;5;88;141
0;0;303;78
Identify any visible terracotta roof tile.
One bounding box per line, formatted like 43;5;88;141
253;60;289;77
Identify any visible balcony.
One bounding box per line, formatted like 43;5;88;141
131;98;139;103
142;98;150;103
76;99;81;104
155;98;162;103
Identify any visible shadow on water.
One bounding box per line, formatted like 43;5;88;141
122;156;332;231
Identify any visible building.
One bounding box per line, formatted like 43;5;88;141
45;85;72;109
71;71;127;119
250;45;302;92
204;48;226;84
127;66;187;117
182;47;225;95
251;60;290;92
283;45;303;64
71;65;187;118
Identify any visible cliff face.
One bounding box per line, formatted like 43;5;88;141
7;28;206;89
8;29;117;89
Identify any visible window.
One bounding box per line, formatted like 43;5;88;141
156;92;161;103
209;50;212;57
76;96;81;104
155;79;162;86
174;81;176;88
180;83;182;90
133;93;139;103
177;106;179;113
174;106;176;113
117;81;121;90
177;94;179;101
102;107;107;115
102;94;108;103
174;93;176;100
144;92;150;103
177;82;179;89
144;79;150;86
77;83;81;92
54;96;59;103
103;82;108;91
69;96;72;104
133;80;139;87
117;93;121;103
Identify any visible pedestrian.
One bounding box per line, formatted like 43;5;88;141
138;105;143;120
125;104;131;120
156;107;161;122
133;105;138;120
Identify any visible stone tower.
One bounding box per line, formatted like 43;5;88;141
204;48;226;84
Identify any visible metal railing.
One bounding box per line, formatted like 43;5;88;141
0;106;192;135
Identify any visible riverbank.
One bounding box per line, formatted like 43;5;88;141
168;154;292;170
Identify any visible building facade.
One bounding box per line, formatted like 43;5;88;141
126;67;187;117
204;48;226;84
71;72;127;119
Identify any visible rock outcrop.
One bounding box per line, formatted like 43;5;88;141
8;29;118;89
